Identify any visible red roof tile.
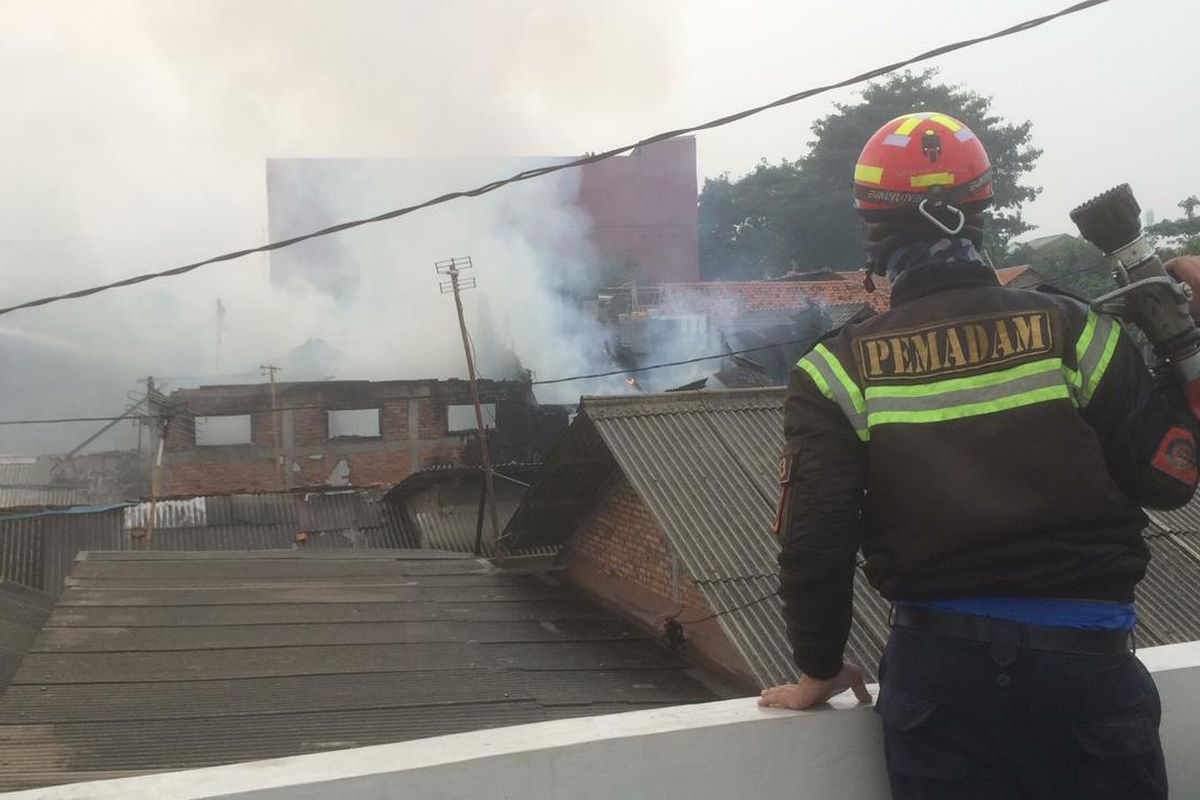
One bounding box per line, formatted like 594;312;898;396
995;265;1032;285
661;279;890;316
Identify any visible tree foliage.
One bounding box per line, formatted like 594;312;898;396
699;70;1042;279
1007;236;1111;299
1148;195;1200;258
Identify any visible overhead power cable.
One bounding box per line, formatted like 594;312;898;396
530;337;810;386
0;0;1109;319
0;262;1125;426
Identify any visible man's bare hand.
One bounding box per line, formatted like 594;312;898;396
1166;255;1200;320
757;662;872;710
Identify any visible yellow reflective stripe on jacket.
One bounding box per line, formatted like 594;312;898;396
1063;312;1121;407
865;358;1071;426
797;344;869;441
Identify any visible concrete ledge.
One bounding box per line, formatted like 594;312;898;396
9;641;1200;800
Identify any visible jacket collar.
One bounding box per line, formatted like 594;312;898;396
889;261;1001;308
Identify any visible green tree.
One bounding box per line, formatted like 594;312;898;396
1147;195;1200;258
699;70;1042;278
1007;237;1111;299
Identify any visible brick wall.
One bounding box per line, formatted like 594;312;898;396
380;400;409;441
158;379;527;498
161;458;281;495
418;398;444;440
566;480;707;612
291;408;327;447
563;477;757;689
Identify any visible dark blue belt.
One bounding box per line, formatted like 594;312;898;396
893;605;1132;656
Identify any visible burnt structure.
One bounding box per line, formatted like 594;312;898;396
161;378;566;496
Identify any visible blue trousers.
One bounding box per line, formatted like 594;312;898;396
877;624;1167;799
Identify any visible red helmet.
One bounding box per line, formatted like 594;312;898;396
852;112;992;231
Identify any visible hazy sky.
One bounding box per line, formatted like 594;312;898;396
0;0;1197;451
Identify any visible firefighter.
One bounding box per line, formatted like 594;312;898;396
758;111;1199;799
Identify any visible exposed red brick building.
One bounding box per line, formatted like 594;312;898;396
160;378;563;497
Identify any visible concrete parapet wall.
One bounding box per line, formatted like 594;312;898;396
12;641;1200;800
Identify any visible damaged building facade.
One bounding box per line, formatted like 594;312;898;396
160;378;566;496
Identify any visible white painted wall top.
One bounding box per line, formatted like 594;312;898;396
9;641;1200;800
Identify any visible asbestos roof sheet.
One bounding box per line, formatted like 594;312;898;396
0;549;722;792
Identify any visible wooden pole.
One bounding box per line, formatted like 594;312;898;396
440;258;504;555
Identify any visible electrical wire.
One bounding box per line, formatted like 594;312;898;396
530;338;809;386
0;261;1124;426
670;589;781;627
0;0;1109;319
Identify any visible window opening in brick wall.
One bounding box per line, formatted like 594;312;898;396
448;403;496;433
194;414;252;446
328;408;381;438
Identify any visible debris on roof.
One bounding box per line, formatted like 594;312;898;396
0;549;722;792
383;464;545;557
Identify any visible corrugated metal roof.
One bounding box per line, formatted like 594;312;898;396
0;457;53;486
0;487;93;511
1137;532;1200;646
0;491;410;597
388;468;544;557
1144;498;1200;535
0;510;127;596
503;388;1200;689
0;550;723;791
504;388;893;688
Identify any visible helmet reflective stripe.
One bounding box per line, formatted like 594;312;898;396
854;164;884;184
1063;312;1121;407
910;172;956;188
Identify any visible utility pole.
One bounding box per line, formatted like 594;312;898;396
143;377;166;551
260;364;284;490
436;257;504;556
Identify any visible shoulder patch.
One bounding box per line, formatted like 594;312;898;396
1153;427;1198;486
853;310;1054;382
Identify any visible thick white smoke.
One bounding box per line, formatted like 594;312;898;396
0;0;679;454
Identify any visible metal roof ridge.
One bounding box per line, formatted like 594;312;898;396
582;387;786;407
